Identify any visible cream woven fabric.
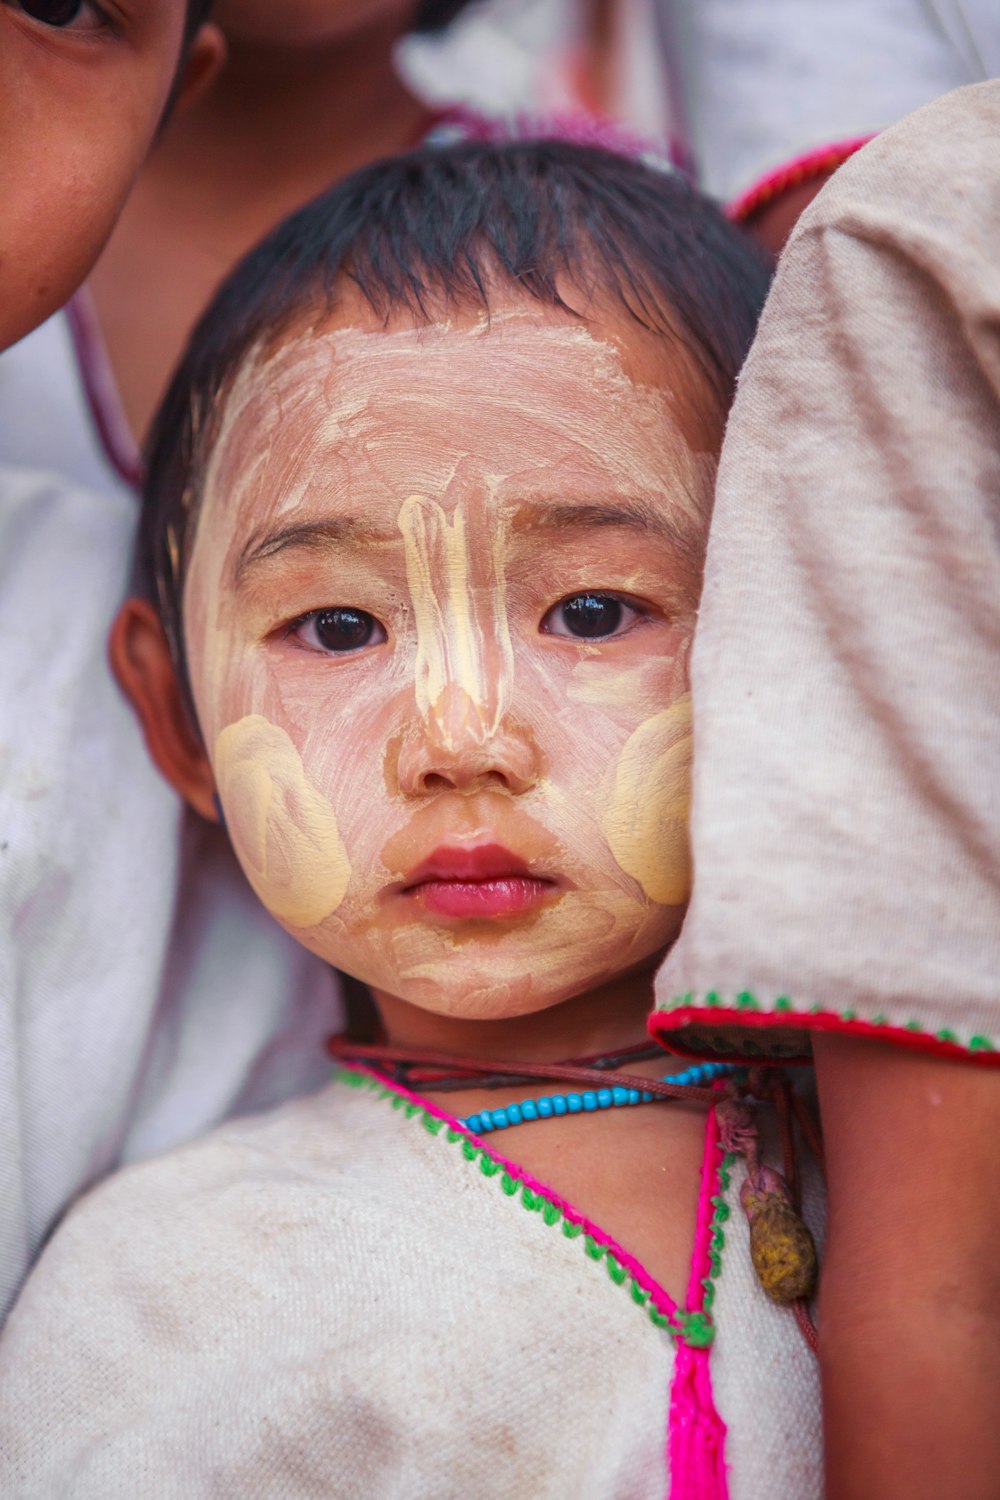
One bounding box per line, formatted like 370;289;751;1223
656;82;1000;1061
0;1075;822;1499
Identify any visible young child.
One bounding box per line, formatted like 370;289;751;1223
0;0;221;352
0;140;824;1498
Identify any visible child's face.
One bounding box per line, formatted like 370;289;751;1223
183;301;716;1022
0;1;218;351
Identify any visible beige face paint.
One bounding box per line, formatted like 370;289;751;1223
398;493;513;750
603;694;693;905
214;715;350;927
185;307;711;1021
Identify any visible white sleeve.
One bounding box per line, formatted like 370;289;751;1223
658;0;995;203
0;467;336;1325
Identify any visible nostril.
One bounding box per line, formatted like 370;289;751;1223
421;772;453;793
396;726;540;799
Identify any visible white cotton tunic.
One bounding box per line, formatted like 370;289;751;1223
0;1072;823;1499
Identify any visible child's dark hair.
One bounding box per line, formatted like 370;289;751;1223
141;139;770;667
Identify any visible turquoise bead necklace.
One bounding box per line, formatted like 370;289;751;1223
326;1036;741;1133
460;1060;738;1135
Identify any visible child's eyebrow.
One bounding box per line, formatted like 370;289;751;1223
233;516;395;587
511;499;702;554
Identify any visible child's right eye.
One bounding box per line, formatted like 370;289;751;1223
288;608;387;655
10;0;107;30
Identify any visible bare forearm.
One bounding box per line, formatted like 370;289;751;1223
820;1275;1000;1498
814;1035;1000;1500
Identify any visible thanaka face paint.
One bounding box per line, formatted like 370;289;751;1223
398;492;514;751
183;306;713;1022
602;696;693;905
214;714;351;926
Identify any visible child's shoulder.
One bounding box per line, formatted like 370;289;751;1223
0;1079;408;1372
58;1073;400;1238
15;1071;463;1304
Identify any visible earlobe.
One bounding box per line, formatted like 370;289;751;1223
108;598;220;824
173;22;227;115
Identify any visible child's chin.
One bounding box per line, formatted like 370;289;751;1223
379;952;610;1024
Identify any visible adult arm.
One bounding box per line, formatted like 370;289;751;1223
653;80;1000;1497
815;1036;1000;1500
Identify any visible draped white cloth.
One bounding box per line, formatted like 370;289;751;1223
0;467;336;1321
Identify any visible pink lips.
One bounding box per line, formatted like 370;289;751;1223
402;843;555;919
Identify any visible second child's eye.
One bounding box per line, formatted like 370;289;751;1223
291;608;387;655
541;592;642;641
13;0;107;30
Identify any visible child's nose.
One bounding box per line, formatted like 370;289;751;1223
396;683;539;796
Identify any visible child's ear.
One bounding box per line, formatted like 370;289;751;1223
109;598;219;824
173;23;227;114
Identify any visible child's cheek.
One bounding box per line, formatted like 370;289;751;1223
213;714;351;928
557;633;693;907
601;695;693;905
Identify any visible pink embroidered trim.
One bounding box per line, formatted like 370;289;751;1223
649;1005;1000;1068
357;1065;688;1325
727;135;875;223
668;1107;730;1499
64;290;142;492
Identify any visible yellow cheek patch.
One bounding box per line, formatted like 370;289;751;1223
214;714;350;928
602;696;693;905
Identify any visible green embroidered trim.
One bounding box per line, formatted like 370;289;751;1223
336;1068;724;1348
700;1153;735;1325
655;994;996;1057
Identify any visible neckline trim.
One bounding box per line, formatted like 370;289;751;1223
335;1064;731;1350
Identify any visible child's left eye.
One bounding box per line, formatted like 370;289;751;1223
289;607;387;654
541;592;643;641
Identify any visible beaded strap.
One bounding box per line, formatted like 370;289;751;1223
462;1061;738;1134
327;1037;731;1107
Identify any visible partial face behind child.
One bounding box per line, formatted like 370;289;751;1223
208;0;466;47
124;293;718;1030
0;0;221;351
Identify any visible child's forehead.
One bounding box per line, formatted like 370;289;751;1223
200;307;713;548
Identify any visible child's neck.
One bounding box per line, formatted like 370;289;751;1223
372;960;705;1308
372;963;661;1068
